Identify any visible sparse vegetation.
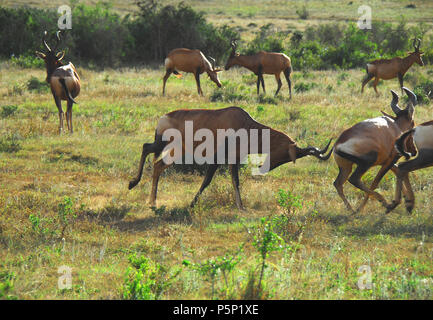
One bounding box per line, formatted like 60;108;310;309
0;0;432;301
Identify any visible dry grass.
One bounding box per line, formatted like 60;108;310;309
1;47;433;299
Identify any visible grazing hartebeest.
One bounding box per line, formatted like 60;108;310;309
386;120;433;213
361;39;424;96
332;88;417;213
35;31;80;134
224;41;292;97
128;107;332;209
162;48;222;96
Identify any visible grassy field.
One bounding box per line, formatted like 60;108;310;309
2;0;433;40
1;56;433;299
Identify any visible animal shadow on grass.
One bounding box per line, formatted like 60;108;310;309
112;206;192;233
81;205;130;224
47;149;99;166
343;212;433;239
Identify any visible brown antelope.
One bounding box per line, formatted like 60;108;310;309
35;31;80;134
332;88;417;214
361;39;424;96
162;48;223;96
224;41;292;98
386;120;433;213
128;106;332;209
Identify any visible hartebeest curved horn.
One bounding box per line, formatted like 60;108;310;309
403;87;417;108
53;30;62;52
390;90;402;115
56;51;65;61
42;30;51;52
304;139;334;160
208;56;216;70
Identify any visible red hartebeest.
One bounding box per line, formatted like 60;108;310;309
35;31;80;134
162;48;222;96
386;120;433;213
224;41;292;98
128;107;332;209
332;88;417;213
361;39;424;96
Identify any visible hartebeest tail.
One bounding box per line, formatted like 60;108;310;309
128;107;332;210
162;48;222;96
332;88;417;214
225;41;292;97
35;30;80;134
361;38;424;96
386;120;433;213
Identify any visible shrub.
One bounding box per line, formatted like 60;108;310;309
0;133;22;153
122;254;180;300
0;105;18;118
27;76;48;92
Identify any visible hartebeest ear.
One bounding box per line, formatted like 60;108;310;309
407;104;415;120
380;111;396;121
288;144;297;164
35;51;46;59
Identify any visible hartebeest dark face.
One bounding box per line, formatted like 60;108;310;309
207;69;223;87
409;38;424;66
35;31;65;82
224;41;239;70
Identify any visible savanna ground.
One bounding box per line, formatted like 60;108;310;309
1;0;433;300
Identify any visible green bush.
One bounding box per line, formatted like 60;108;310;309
0;105;18;118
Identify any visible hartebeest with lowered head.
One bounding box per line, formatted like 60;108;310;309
35;30;80;134
361;39;424;96
162;48;223;96
386;120;433;213
224;41;292;98
128;106;332;209
332;88;417;214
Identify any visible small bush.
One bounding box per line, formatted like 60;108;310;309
122;254;180;300
0;133;22;153
27;76;48;92
0;105;18;118
10;54;44;68
296;6;309;20
294;82;317;93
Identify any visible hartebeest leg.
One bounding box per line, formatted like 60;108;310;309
53;95;64;134
284;67;292;99
195;68;203;96
257;65;265;95
190;164;219;208
349;163;390;213
66;100;73;134
274;73;282;96
229;164;244;210
149;160;170;207
361;73;374;94
356;157;398;212
162;68;172;96
388;150;433;213
333;156;355;213
398;73;404;95
373;77;380;96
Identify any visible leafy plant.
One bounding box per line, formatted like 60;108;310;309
182;245;243;299
58;196;79;238
122;254;180;300
250;218;285;298
0;105;18;118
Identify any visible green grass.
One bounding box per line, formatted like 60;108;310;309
1;59;432;299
